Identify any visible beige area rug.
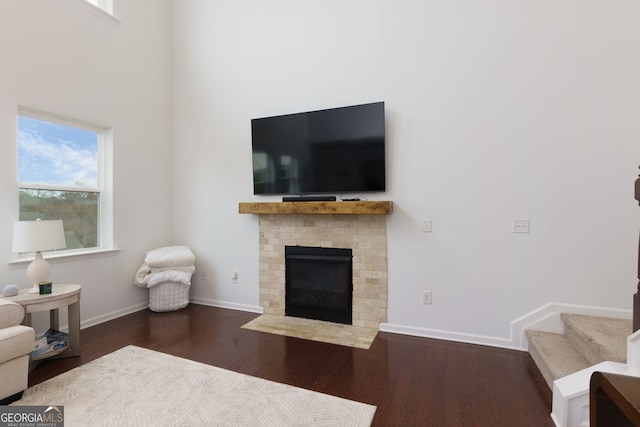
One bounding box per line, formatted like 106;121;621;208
13;345;376;426
241;314;378;349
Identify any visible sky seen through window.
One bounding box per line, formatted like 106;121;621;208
18;116;99;187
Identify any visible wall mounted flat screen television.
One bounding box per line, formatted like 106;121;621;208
251;101;385;195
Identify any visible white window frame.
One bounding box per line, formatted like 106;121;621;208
16;107;115;260
81;0;114;16
68;0;119;24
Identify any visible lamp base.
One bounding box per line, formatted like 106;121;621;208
26;252;51;294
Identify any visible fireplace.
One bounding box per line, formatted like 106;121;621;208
285;246;353;325
256;213;388;330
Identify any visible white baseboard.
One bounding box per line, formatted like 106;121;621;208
382;302;632;352
77;299;631;355
77;299;261;331
190;297;263;314
79;299;262;331
511;303;632;351
81;302;148;329
379;323;517;350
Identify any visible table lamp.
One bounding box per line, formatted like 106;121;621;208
12;219;67;294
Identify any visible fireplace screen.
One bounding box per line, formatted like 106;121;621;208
285;246;353;325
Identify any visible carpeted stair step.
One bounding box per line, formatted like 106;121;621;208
560;313;631;364
526;330;591;389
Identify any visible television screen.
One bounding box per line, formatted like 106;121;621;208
251;102;385;195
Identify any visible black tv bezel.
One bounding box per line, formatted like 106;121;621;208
250;101;386;196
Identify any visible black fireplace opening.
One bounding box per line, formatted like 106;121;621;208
285;245;353;325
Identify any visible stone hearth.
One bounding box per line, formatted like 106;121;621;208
258;214;388;330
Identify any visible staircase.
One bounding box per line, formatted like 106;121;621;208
526;313;632;389
526;313;633;426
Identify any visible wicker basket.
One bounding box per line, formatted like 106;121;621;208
148;282;190;312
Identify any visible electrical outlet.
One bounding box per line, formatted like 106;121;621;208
201;272;207;281
512;218;530;233
232;271;238;284
422;291;432;304
421;219;432;233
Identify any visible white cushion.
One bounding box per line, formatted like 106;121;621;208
0;354;30;399
0;325;34;365
0;300;24;329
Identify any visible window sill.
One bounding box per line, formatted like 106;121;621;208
8;247;121;268
69;0;120;26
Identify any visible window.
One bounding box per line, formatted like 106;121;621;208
82;0;113;15
17;108;112;253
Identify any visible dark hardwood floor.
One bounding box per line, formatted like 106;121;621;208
29;304;553;426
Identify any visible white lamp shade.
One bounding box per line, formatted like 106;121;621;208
12;219;67;253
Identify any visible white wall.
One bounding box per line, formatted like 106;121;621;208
172;0;640;343
2;0;636;346
0;0;174;328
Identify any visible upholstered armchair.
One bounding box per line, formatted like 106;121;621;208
0;299;34;403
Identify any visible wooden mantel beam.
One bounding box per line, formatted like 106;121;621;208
238;201;393;215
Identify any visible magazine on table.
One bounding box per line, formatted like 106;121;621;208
32;328;69;359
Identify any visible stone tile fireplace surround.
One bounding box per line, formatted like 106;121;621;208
240;201;392;331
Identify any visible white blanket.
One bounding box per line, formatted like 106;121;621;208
145;246;195;268
134;264;196;287
146;270;192;288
